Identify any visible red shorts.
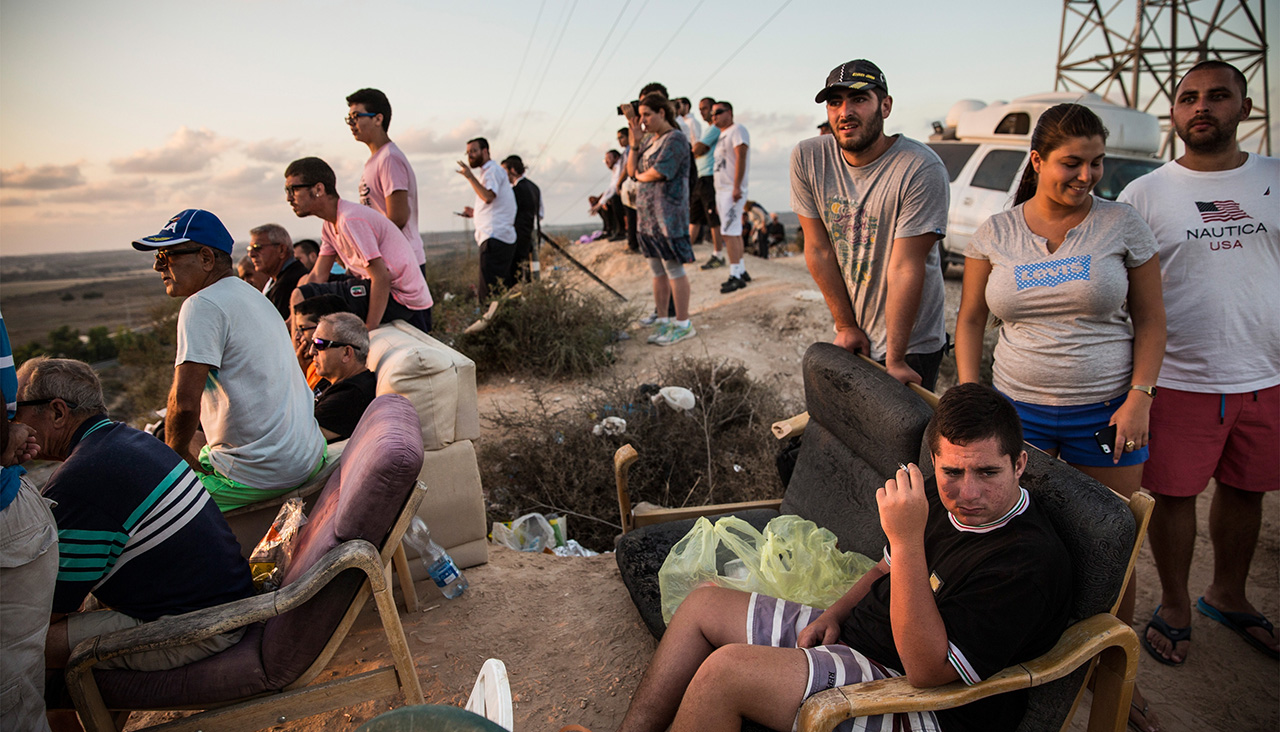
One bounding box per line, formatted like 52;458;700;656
1143;385;1280;497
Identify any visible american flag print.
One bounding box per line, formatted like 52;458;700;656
1196;200;1249;222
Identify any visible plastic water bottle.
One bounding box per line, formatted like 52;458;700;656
403;516;469;599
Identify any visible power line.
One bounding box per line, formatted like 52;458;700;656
509;0;582;151
691;0;795;92
493;0;548;143
626;0;708;93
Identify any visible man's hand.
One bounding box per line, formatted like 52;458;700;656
460;206;474;218
2;422;39;466
455;161;476;180
833;325;870;356
732;183;742;202
877;463;929;549
885;360;923;387
797;611;842;648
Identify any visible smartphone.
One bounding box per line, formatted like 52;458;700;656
1094;424;1118;455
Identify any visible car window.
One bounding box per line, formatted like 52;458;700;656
1094;157;1164;200
926;143;979;182
971;150;1027;192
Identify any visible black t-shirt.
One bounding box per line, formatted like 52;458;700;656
840;480;1072;732
313;370;377;442
511;178;542;244
266;257;309;320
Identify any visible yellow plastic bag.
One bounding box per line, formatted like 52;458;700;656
658;515;876;624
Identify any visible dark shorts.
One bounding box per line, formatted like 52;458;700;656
638;233;695;264
696;176;719;227
297;279;432;333
876;345;946;392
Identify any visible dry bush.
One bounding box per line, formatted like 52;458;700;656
450;279;632;379
480;356;787;553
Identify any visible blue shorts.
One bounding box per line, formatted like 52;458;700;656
1008;396;1148;468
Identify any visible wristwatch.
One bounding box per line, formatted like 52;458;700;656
1131;385;1158;398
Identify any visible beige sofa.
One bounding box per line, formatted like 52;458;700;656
224;320;488;575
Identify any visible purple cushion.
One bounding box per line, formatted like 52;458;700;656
261;395;423;688
93;623;269;708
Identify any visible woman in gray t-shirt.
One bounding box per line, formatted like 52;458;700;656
955;105;1166;730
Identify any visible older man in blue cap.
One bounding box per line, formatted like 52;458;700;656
132;209;327;511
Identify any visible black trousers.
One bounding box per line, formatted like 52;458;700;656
478;237;517;300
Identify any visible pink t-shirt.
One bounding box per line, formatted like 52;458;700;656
321;199;433;310
360;141;426;265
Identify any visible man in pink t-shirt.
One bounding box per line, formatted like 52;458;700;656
345;88;427;270
285;157;433;333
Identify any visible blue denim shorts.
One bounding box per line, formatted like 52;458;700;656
1008;396;1149;468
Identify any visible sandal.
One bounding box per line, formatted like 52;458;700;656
1197;596;1280;660
1140;605;1190;666
1128;700;1162;732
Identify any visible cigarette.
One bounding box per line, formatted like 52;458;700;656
897;462;908;472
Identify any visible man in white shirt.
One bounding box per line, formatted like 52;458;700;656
590;149;626;240
1118;60;1280;668
457;137;518;299
711;101;751;293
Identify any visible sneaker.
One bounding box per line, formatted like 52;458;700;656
700;257;726;270
740;271;752;283
655;323;696;346
720;275;748;294
639;312;661;326
647;322;671;344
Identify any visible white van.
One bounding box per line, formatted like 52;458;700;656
926;92;1163;272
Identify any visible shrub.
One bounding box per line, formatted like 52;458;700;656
479;356;788;552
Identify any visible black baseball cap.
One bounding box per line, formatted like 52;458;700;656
815;59;888;103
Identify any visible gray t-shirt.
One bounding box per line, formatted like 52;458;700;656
965;198;1157;405
176;276;326;489
790;134;949;360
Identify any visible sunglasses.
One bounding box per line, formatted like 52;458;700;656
153;246;204;268
312;336;354;351
16;397;79;410
345;112;378;125
711;109;728;117
248;243;280;253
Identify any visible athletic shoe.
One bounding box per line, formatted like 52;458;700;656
646;322;671;344
655;323;696;346
720;275;748;294
700;257;726;270
741;271;752;282
639;312;661;326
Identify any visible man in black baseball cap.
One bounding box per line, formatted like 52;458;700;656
791;59;952;391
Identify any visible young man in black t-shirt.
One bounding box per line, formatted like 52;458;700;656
616;384;1072;732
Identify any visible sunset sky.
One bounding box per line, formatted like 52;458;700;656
1;0;1274;256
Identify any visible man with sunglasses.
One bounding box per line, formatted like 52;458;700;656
286;157;433;333
248;223;308;320
346;88;427;272
311;313;376;443
133;209;327;512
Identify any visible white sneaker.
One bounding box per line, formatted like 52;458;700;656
639;312;661;326
647;322;671;344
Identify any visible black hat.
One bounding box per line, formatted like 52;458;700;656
815;59;888;103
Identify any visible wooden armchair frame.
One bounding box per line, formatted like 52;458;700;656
65;480;429;732
613;355;1155;732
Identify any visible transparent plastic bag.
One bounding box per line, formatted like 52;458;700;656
249;498;308;592
658;514;876;624
490;512;565;553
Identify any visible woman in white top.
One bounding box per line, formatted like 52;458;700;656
955;103;1166;731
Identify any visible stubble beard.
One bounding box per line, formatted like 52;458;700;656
1176;115;1237;155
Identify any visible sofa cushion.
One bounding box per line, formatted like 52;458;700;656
261;395;423;689
368;321;480;450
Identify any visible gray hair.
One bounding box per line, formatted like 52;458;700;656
249;223;293;248
319;312;369;364
16;357;107;417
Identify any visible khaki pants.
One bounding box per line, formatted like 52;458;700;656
66;610;245;672
0;476;58;731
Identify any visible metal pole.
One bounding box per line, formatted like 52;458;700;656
538;231;627;302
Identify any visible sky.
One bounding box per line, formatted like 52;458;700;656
1;0;1275;256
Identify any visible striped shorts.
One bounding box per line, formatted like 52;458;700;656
747;593;941;732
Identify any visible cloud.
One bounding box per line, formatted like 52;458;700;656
0;195;37;207
242;138;303;164
0;163;85;190
46;177;156;205
397;119;486;155
210;165;274;187
110;127;234;174
744;112;822;137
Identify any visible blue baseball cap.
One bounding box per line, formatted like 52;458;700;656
132;209;234;253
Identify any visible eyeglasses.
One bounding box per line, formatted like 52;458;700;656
711;109;728;117
16;397;79;410
153;246;204;268
285;183;314;197
344;112;378;125
312;336;354;351
294;324;317;341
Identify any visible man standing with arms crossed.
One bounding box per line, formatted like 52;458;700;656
791;59;949;389
346;88;427;274
711;101;752;293
1118;60;1279;665
457;137;518;299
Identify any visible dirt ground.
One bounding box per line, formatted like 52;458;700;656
86;236;1278;731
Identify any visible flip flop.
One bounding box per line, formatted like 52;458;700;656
1128;700;1161;732
1140;605;1190;666
1196;596;1280;660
